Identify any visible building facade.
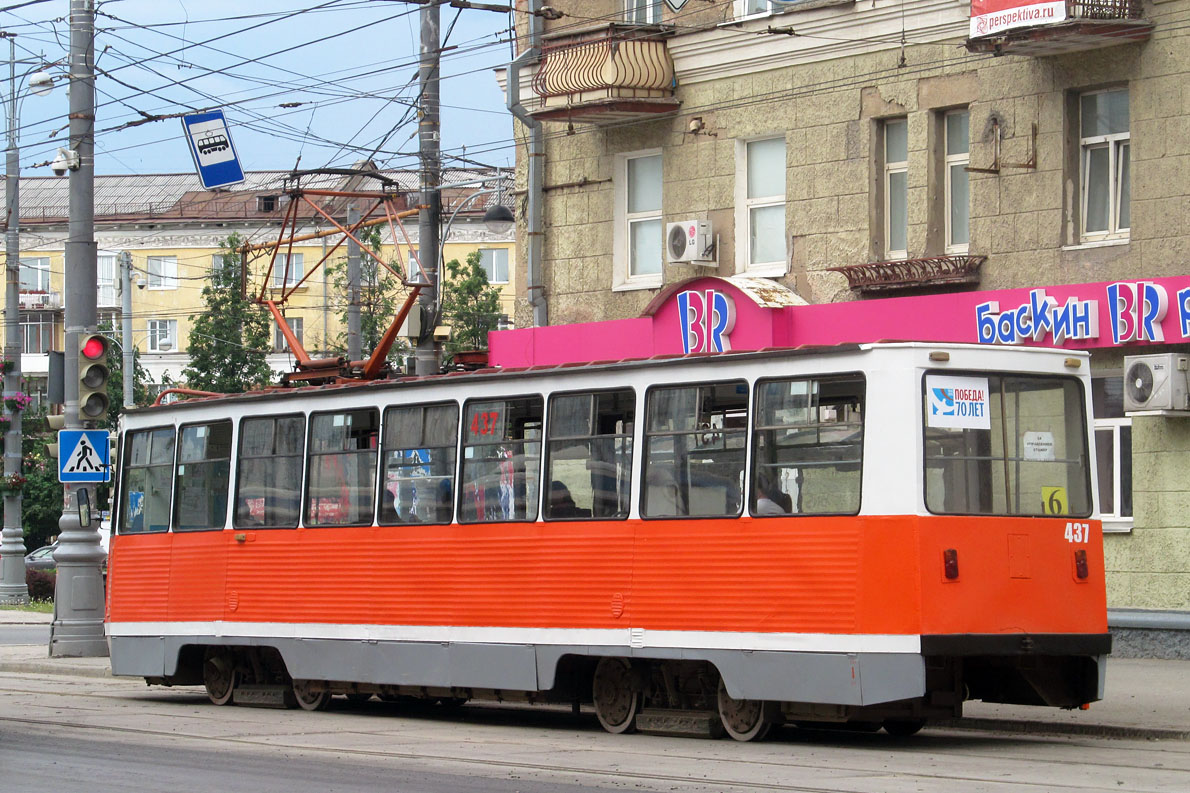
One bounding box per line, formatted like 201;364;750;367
501;0;1189;620
4;168;516;399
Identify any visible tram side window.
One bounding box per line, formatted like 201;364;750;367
235;415;305;529
643;381;747;518
460;396;543;522
120;427;175;534
306;409;380;527
379;403;459;525
923;373;1092;516
175;421;233;531
751;376;864;516
545;389;635;520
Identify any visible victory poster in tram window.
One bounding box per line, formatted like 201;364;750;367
969;0;1066;38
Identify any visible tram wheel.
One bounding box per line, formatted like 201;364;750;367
202;649;237;706
292;679;332;711
592;657;640;734
883;718;925;737
716;677;775;742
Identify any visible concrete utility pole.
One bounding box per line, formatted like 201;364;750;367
50;0;105;658
120;251;133;408
0;34;27;605
346;205;361;361
414;0;441;376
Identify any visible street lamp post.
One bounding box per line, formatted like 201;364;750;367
0;34;54;605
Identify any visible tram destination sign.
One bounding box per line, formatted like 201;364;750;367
58;429;111;483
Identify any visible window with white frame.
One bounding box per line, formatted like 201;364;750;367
147;319;177;352
479;248;509;283
19;257;50;292
273;317;304;353
884;117;909;259
944;110;970;253
624;0;661;23
1080;88;1129;241
736;0;775;16
1092;376;1132;530
614;150;663;289
146;255;178;290
211;252;237;285
97;254;117;305
273;252;305;288
738;136;786;273
21;312;55;353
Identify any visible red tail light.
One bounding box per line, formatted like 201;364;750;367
1074;549;1089;580
943;548;959;580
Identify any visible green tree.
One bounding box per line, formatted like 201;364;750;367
18;412;63;552
183;233;275;393
323;226;409;366
439;250;502;359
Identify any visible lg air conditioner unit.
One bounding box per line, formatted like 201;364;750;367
1123;353;1190;413
666;219;715;264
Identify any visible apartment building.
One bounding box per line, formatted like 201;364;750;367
5;167;516;397
499;1;1189;620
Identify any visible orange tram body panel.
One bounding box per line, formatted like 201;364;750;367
106;344;1110;738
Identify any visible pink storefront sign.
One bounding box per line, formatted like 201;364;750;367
488;276;1190;369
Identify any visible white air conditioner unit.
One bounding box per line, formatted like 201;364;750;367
666;219;715;264
1123;353;1190;413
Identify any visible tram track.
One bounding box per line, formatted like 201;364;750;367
0;691;1182;793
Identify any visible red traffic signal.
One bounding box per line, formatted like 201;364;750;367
78;334;110;421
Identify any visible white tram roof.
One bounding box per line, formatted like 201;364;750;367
125;342;1089;425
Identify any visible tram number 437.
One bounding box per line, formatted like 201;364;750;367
1064;522;1090;544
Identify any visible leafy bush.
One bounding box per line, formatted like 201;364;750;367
25;569;55;602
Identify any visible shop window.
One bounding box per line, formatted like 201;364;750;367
1093;375;1133;531
379;402;459;525
460;396;543;522
174;421;233;532
235;415;305;529
1080;88;1129;242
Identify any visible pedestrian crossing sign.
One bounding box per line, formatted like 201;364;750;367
58;430;111;483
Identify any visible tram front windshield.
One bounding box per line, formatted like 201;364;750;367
923;373;1092;517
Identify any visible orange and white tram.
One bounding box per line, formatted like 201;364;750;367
106;342;1110;740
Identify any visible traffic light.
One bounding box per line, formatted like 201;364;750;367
78;334;110;422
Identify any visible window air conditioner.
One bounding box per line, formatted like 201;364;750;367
666;219;715;264
1123;353;1190;413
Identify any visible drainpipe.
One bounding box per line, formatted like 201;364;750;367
505;0;546;327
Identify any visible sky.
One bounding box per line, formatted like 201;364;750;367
1;0;517;177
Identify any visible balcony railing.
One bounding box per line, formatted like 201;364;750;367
527;24;680;125
966;0;1152;56
827;255;986;293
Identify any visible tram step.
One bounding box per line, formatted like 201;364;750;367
635;708;720;738
233;685;292;708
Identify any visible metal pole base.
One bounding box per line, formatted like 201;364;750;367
48;507;108;658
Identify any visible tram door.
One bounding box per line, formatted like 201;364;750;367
169;420;233;622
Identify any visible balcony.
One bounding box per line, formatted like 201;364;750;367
826;255;986;294
18;291;61;310
527;24;680;126
966;0;1152;57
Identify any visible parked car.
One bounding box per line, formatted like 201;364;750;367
24;544;57;571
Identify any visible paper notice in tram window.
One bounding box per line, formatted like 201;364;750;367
925;375;992;430
1023;431;1056;461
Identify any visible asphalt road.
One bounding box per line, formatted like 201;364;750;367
1;670;1186;793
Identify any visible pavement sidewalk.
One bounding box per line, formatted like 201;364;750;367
1;607;1186;740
